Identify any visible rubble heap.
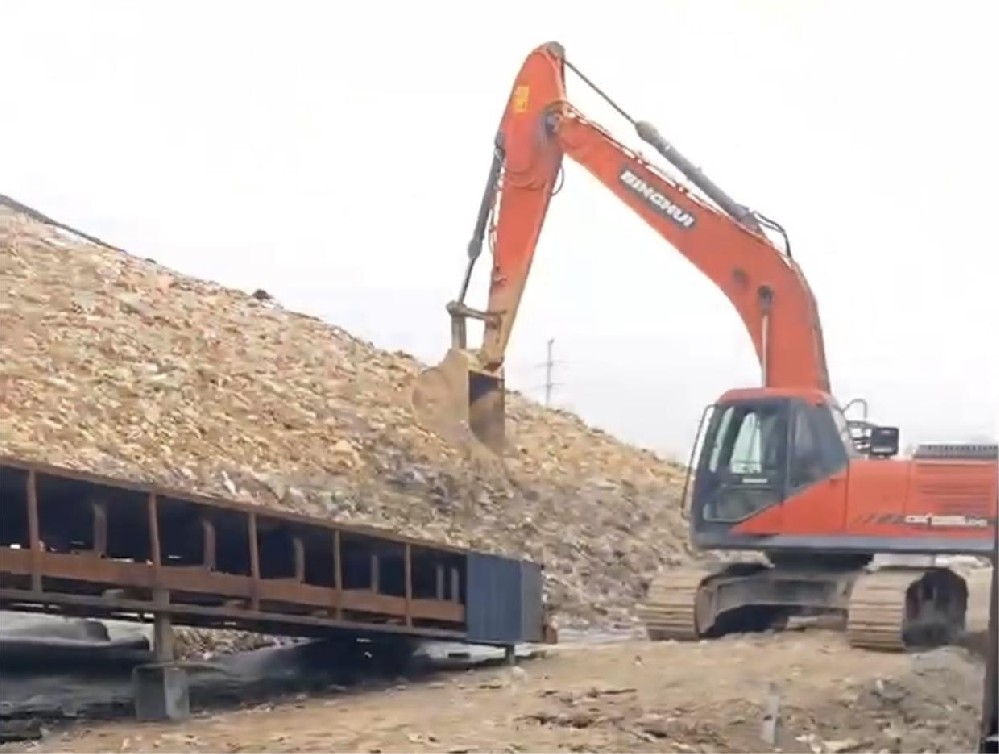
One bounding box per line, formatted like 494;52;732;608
0;205;694;630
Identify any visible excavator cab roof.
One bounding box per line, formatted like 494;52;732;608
715;386;833;405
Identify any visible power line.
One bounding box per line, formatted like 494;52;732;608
538;338;567;406
510;338;567;406
545;338;555;406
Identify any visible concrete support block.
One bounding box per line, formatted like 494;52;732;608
132;664;190;722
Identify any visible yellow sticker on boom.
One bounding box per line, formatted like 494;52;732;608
512;85;530;113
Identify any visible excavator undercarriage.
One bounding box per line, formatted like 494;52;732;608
640;560;971;652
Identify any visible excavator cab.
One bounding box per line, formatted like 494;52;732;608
685;389;860;548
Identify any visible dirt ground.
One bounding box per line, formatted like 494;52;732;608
2;568;991;753
4;628;984;754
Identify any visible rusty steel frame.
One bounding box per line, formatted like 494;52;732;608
0;456;550;643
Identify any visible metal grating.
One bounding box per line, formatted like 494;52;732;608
912;442;999;460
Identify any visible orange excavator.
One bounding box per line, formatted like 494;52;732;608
411;42;998;652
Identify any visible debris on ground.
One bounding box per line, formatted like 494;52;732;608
1;633;984;753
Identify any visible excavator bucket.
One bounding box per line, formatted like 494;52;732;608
411;348;506;454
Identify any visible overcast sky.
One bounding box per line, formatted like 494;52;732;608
2;0;997;459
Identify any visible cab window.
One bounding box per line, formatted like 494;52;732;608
788;403;850;491
829;403;861;458
706;403;786;475
700;401;787;522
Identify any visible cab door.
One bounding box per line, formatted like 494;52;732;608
775;400;850;536
691;398;790;539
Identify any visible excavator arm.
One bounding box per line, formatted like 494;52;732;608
413;41;830;452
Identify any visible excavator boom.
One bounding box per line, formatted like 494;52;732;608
413;42;829;453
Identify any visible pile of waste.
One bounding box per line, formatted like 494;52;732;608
1;204;694;631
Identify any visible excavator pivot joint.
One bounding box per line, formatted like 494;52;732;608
446;301;494;322
542;41;565;59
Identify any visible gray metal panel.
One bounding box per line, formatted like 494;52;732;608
519;560;544;643
466;552;525;644
913;442;998;460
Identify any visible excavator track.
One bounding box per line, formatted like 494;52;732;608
638;566;716;641
845;570;914;651
846;567;969;652
639;562;775;641
640;562;971;653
